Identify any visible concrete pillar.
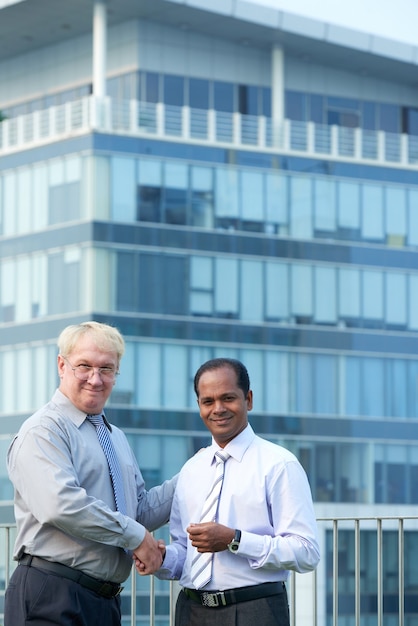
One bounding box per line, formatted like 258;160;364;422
92;0;107;97
271;45;284;147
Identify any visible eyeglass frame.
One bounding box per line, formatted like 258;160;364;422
61;356;120;382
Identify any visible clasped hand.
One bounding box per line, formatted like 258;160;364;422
133;529;166;576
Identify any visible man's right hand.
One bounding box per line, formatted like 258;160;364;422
133;530;165;575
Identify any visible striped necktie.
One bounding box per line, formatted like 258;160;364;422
87;414;127;515
190;450;230;589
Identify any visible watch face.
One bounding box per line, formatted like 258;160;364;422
230;542;239;552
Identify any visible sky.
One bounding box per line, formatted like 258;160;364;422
254;0;418;46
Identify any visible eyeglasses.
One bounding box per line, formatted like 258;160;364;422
63;357;119;382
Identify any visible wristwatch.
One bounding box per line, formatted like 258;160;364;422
227;529;241;553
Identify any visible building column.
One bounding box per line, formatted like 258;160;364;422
271;45;284;146
92;0;107;97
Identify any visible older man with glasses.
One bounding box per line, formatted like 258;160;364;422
5;321;175;626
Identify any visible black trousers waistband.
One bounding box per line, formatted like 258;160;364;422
183;581;286;608
19;554;123;599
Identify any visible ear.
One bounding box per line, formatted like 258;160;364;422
57;355;65;379
246;390;253;411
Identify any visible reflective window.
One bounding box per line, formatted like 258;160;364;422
361;184;383;240
379;103;400;133
240;260;263;322
315;267;336;324
314;178;336;233
213;80;234;113
189;78;209;109
164;162;188;225
215;167;239;228
289;175;312;239
163;74;184;107
111;157;136;222
215;258;238;317
191;166;213;228
362;270;383;325
137;159;162;222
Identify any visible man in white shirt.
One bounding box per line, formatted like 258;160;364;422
135;357;320;626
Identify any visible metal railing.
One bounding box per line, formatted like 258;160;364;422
2;516;418;626
1;96;418;169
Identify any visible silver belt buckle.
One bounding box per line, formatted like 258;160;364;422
201;591;227;607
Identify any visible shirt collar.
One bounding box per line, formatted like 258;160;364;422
52;388;111;430
211;423;255;463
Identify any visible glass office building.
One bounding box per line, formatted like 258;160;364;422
1;1;418;623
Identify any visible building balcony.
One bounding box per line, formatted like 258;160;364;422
1;96;418;169
2;514;418;626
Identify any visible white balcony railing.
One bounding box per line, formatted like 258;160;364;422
1;96;418;169
2;516;418;626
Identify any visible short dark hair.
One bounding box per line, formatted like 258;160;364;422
194;358;250;397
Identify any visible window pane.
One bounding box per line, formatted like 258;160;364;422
266;262;288;320
240;260;263;322
189;78;209;109
164;162;188;225
214;81;234;112
314;178;336;232
215;167;239;227
362;184;383;240
163;75;184;106
265;351;289;413
408;189;418;246
289;176;312;238
291;264;312;320
215;258;238;317
339;268;360;320
138;159;162;222
241;170;263;221
409;275;418;330
137;343;161;408
362;270;383;322
111;157;136;221
163;345;187;408
338;181;360;231
266;172;287;227
191;166;213;228
315;267;336;323
385;272;406;326
314;354;337;413
386;186;406;239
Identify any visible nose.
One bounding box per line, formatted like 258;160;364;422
87;368;104;383
213;400;226;414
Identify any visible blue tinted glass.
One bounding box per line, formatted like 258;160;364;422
404;107;418;136
146;72;159;103
310;94;324;123
262;87;271;117
362;101;376;130
214;81;234;112
238;85;258;115
285;90;306;121
189;78;209;109
163;75;184;106
379;103;400;132
327;96;359;111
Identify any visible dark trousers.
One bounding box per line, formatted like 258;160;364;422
175;587;290;626
4;563;122;626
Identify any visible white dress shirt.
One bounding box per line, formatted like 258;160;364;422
7;388;177;583
157;424;320;590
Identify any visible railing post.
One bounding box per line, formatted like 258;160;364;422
182;105;190;140
156;102;164;137
233;112;241;145
208;109;216;142
130;99;138;133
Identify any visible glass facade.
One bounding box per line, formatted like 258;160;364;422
2;6;418;623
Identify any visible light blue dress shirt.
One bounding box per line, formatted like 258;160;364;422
7;389;177;583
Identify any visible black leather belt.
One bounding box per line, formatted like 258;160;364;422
19;554;123;599
183;581;286;608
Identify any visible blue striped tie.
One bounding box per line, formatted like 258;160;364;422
190;450;230;589
87;414;127;515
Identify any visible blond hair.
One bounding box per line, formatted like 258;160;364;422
58;322;125;363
